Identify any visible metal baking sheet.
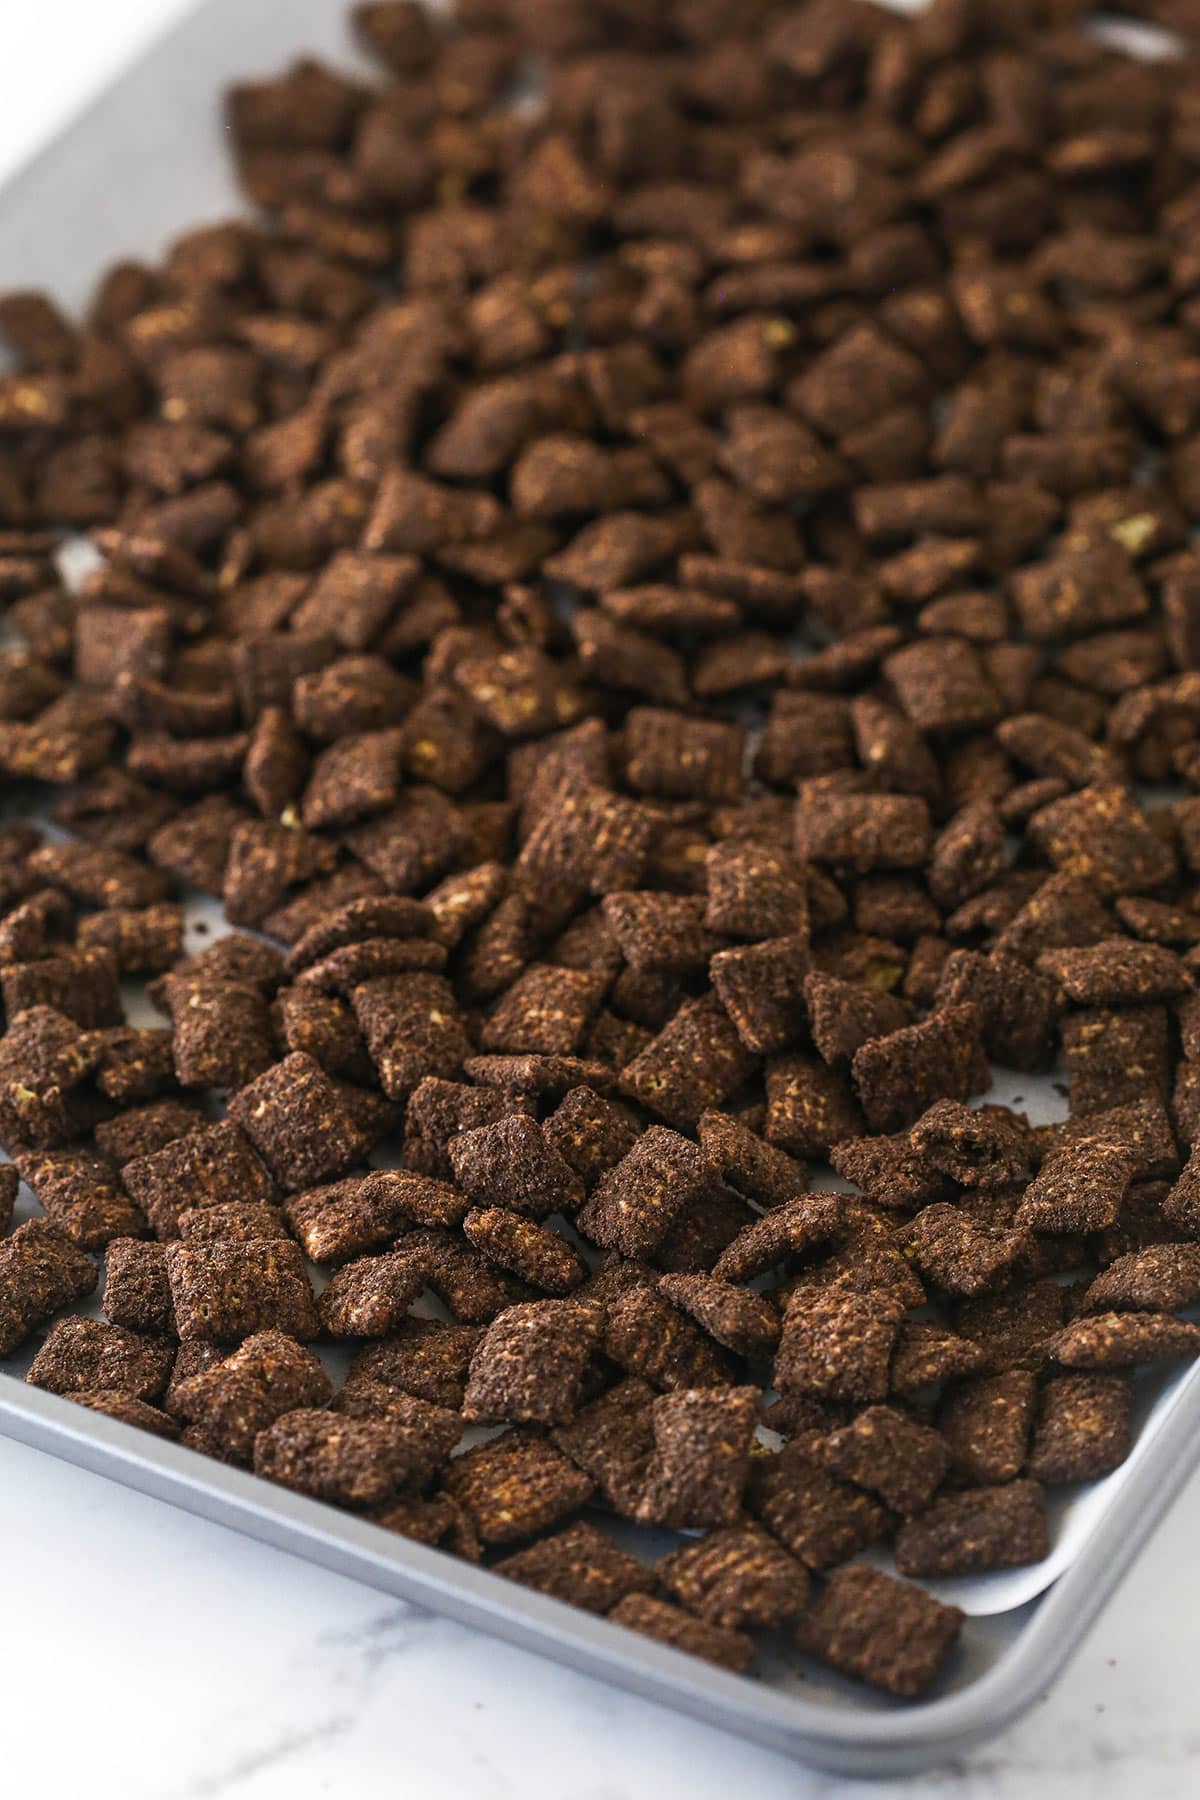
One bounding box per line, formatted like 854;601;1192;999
2;0;1199;1776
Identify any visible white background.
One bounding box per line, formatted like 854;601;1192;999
2;3;1200;1796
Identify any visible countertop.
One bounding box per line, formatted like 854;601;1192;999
3;5;1199;1796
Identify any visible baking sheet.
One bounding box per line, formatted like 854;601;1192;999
1;0;1199;1773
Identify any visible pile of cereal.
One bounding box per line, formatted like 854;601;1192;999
4;0;1200;1701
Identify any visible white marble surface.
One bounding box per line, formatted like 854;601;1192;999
4;3;1200;1794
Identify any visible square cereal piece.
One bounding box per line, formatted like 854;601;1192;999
372;1494;480;1561
27;1318;174;1400
797;1565;963;1699
449;1114;583;1219
463;1053;616;1099
442;1430;595;1544
603;892;726;977
163;979;276;1093
623;708;745;804
748;1442;891;1570
0;1005;105;1152
165;1239;319;1343
17;1147;144;1250
776;1288;903;1403
1016;1144;1133;1235
804;972;912;1070
347;1318;482;1410
697;1110;809;1209
620;995;758;1127
551;1376;656;1512
795;790;932;874
462;1299;602;1426
657;1523;810;1630
494;1521;656;1615
1046;1311;1200;1370
285;1170;464;1264
123;1120;276;1240
1039;938;1190;1006
908;1101;1033;1189
94;1029;181;1106
0;945;122;1028
254;1409;425;1509
935;948;1059;1071
764;1054;865;1156
938;1371;1038;1485
228;1053;374;1191
816;1406;951;1517
350;973;472;1098
895;1479;1049;1579
712;1193;844;1283
462;1207;587;1296
480;963;608;1057
103;1238;174;1335
884;636;1003;735
634;1385;759;1529
1054;1098;1179;1183
704;837;808;940
1083;1244;1200;1314
1026;1373;1134;1484
1061;1006;1170;1114
71;1392;180;1438
543;1086;642;1190
328;1385;462;1491
851;1005;991;1133
608;1593;754;1675
576;1126;721;1259
603;1283;736;1394
956;1279;1068;1375
901;1204;1028;1298
318;1250;430;1338
654;1180;754;1277
1026;785;1174;897
657;1273;780;1358
403;1077;535;1181
0;1219;97;1355
889;1321;990;1396
177;1201;291;1245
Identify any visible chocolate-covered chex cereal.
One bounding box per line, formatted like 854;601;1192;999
576;1126;722;1259
797;1566;963;1699
165;1240;319;1344
634;1386;759;1531
895;1481;1050;1579
285;1170;463;1263
346;1319;481;1413
852;1006;990;1133
1027;1375;1135;1485
450;1113;583;1220
27;1319;174;1401
102;1239;174;1336
1048;1312;1200;1370
318;1251;429;1338
17;1146;143;1250
543;1086;641;1190
254;1409;426;1510
442;1431;595;1545
71;1392;180;1438
776;1289;903;1404
462;1208;586;1295
0;1219;97;1355
608;1594;754;1675
495;1522;654;1616
123;1120;275;1240
228;1054;376;1190
657;1525;810;1631
939;1372;1038;1487
816;1407;950;1518
462;1300;602;1426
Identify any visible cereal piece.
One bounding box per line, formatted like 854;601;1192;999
1011;541;1148;642
399;1226;525;1324
228;1053;374;1191
350;973;472;1098
603;1281;735;1394
764;1054;864;1156
94;1098;205;1164
909;1101;1033;1188
657;1523;809;1631
602;893;724;978
543;1086;641;1190
804;973;911;1070
1061;1007;1171;1114
927;803;1006;910
797;1565;963;1699
1047;1311;1200;1370
1040;939;1191;1005
77;904;183;977
1026;1373;1134;1484
776;1289;903;1403
576;1126;722;1258
123;1120;275;1240
852;1006;990;1133
796;790;932;874
462;1299;603;1426
956;1279;1068;1376
1027;785;1175;896
17;1147;144;1250
463;1208;586;1295
1084;1244;1200;1315
749;1443;891;1570
495;1522;655;1615
177;1202;290;1245
1016;1145;1133;1235
0;946;121;1029
162;978;276;1093
935;949;1059;1071
450;1114;583;1220
71;1392;180;1438
608;1593;753;1674
328;1384;461;1492
697;1110;807;1210
830;1131;951;1211
634;1385;758;1529
286;1169;458;1262
993;871;1116;966
403;1077;533;1182
345;790;467;896
657;1274;779;1358
443;1430;595;1543
165;1239;319;1343
623;708;744;804
902;1204;1028;1298
712;1194;844;1284
27;1318;173;1400
895;1480;1049;1579
463;1053;616;1098
318;1251;430;1338
347;1318;481;1411
890;1322;990;1396
102;1238;173;1335
479;963;606;1057
939;1371;1038;1485
254;1409;427;1509
551;1376;655;1512
620;996;757;1128
817;1406;951;1517
704;837;808;940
